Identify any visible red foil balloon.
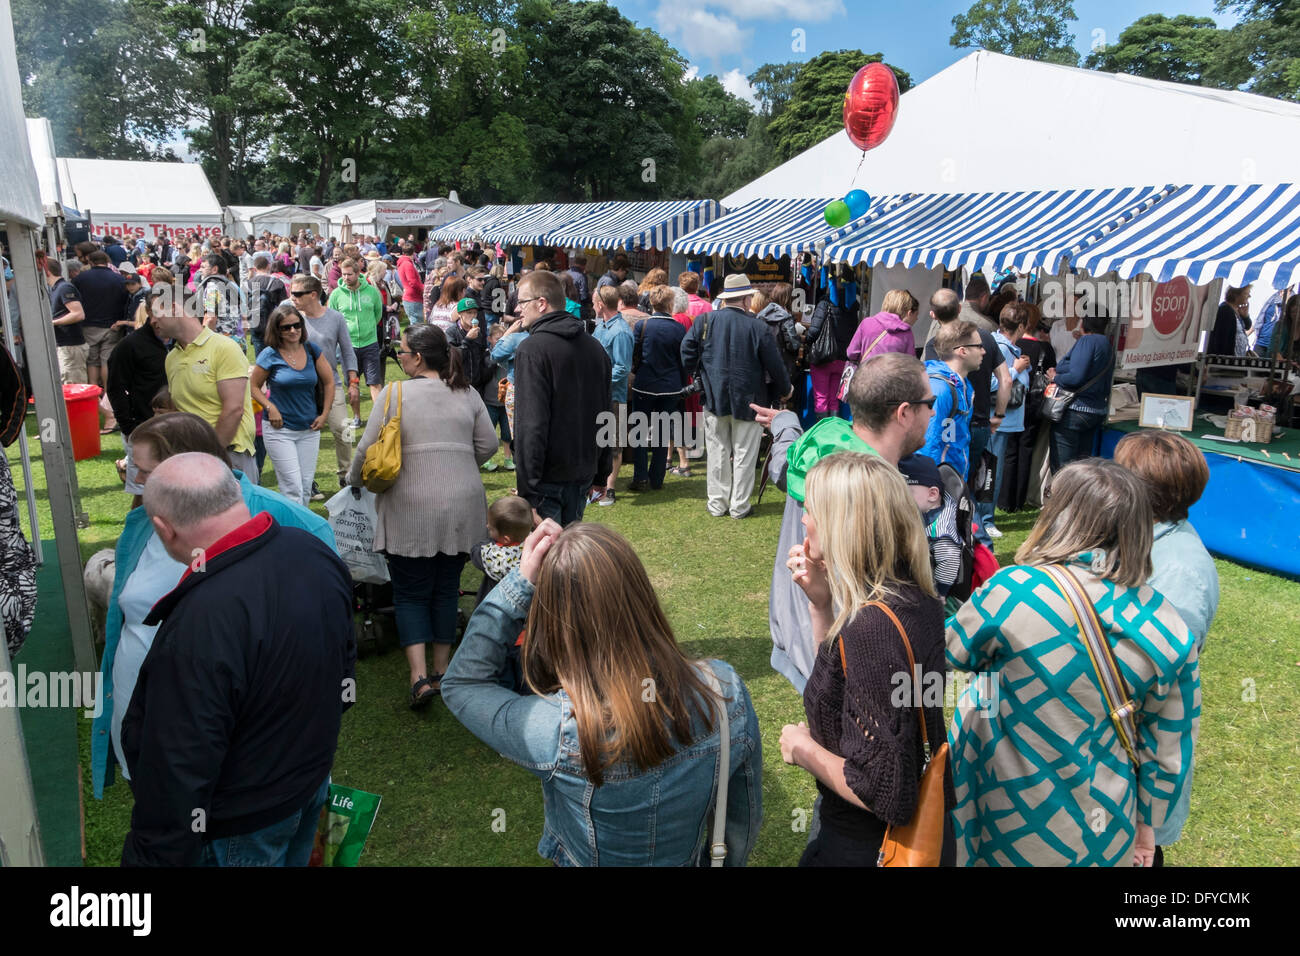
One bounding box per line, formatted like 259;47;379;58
842;62;899;152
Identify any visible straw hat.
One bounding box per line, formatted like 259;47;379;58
715;273;755;302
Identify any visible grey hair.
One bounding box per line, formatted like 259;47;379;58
669;286;688;315
618;279;640;307
143;452;244;529
433;256;449;271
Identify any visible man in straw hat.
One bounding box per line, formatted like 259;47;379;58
681;273;792;519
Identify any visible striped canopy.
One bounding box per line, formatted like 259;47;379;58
672;196;911;259
485;201;614;247
823;186;1174;274
1071;182;1300;289
547;199;722;251
432;204;526;242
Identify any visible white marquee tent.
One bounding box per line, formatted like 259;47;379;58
725;50;1300;208
56;156;224;241
319;197;476;238
224;204;278;237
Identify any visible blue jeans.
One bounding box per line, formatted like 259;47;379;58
535;480;588;526
487;403;511;444
1050;408;1107;473
403;301;423;323
198;777;328;867
631;392;678;488
386;552;469;648
981;429;1015;530
969;423;992;546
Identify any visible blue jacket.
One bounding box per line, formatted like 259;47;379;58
631;313;687;396
993;331;1029;433
921;360;974;480
92;471;336;799
1054;333;1112;415
592;313;633;404
681;306;790;420
442;570;763;866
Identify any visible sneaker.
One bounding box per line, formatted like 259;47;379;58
349;417;364;429
310;481;325;502
597;489;616;507
503;459;516;471
985;522;1003;539
481;460;500;472
588;487;605;504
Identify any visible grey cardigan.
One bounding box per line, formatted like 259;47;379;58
346;375;498;557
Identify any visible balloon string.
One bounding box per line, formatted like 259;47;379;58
851;149;866;187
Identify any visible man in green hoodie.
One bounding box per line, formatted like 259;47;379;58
327;260;384;406
750;352;934;693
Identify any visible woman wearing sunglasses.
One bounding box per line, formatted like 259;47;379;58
250;303;334;505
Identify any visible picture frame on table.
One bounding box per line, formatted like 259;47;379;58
1138;393;1195;432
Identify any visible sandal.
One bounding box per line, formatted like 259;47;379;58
409;675;437;709
428;672;444;696
670;466;691;477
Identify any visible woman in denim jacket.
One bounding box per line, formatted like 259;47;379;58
443;521;762;866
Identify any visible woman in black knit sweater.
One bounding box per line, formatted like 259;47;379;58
779;451;955;866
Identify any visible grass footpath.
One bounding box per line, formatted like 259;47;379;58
11;365;1299;866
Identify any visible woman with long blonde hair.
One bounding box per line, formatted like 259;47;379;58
778;451;952;866
443;520;762;866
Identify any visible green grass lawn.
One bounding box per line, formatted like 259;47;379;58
11;366;1300;866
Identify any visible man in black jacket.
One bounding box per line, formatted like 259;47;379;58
681;273;791;519
121;453;355;867
512;270;612;525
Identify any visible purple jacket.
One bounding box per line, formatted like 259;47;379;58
846;311;914;363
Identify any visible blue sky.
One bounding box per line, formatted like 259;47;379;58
607;0;1236;103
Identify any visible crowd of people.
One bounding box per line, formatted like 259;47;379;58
56;228;1222;868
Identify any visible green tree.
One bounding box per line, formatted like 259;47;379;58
696;115;776;201
1216;0;1300;101
1085;14;1247;88
690;74;754;139
766;50;912;163
512;0;697;200
13;0;186;159
747;62;801;118
951;0;1080;66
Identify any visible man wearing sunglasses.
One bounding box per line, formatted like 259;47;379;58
921;319;981;482
748;352;936;694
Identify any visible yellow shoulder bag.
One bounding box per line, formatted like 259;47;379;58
361;380;403;492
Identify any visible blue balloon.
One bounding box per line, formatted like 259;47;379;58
844;189;872;219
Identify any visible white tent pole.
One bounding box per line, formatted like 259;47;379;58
8;228;96;674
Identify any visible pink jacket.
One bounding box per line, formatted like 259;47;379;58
846;311;914;363
687;294;712;318
397;255;423;303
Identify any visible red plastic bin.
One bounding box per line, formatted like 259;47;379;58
63;383;103;461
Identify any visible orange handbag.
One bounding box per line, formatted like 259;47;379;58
838;601;948;867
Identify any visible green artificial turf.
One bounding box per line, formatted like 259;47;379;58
10;363;1298;867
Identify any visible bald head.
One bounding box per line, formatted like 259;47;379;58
930;288;960;323
144;453;249;564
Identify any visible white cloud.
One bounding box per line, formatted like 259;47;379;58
655;0;751;61
720;68;760;107
683;64;701;81
695;0;845;21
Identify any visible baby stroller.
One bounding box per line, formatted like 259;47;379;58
351;578;475;657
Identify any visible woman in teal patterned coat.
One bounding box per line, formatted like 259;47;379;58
946;460;1200;866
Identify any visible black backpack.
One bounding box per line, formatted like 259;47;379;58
248;274;288;336
936;461;976;602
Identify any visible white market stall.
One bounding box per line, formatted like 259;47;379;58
249;204;329;238
56;156;224;242
224;204;277;237
1;0;96;866
319;197;476;241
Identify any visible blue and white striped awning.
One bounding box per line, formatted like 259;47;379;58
823;185;1175;274
1071;183;1300;289
487;202;614;247
431;203;522;242
546;199;722;251
672;196;913;259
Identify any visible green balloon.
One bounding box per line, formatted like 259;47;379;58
824;200;851;227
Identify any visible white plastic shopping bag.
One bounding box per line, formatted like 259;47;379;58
326;487;390;584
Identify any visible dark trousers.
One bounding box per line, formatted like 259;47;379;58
385;552;469;649
631;392;678;489
1049;408;1106;473
535;480;588;526
998;421;1039;512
